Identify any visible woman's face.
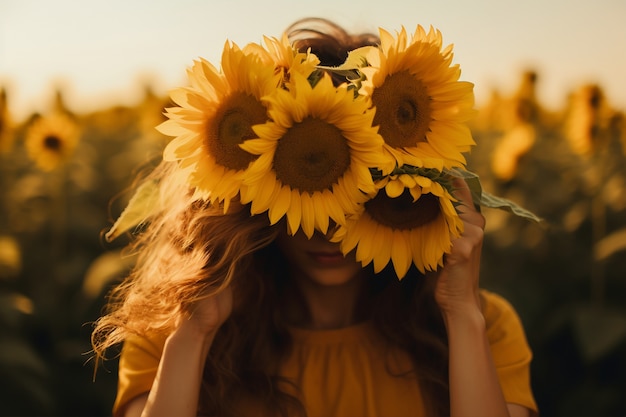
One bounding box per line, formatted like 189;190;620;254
275;227;365;287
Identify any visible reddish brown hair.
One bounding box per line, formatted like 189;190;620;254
92;17;450;417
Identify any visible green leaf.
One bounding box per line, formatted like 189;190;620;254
448;168;484;211
104;179;160;242
448;168;544;223
594;227;626;260
315;67;361;80
573;306;626;362
480;191;544;223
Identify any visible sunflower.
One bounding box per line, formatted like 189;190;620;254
243;33;319;88
240;72;395;238
0;89;15;155
0;118;14;155
24;112;80;171
358;25;476;170
331;170;464;278
157;40;281;211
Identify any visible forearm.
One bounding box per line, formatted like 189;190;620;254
139;323;216;417
445;307;509;417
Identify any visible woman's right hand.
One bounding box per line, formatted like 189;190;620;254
128;287;234;417
176;286;234;340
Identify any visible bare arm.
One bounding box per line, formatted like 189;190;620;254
444;305;530;417
435;179;533;417
123;287;233;417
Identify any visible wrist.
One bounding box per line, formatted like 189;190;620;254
440;303;485;331
169;318;219;352
436;289;482;320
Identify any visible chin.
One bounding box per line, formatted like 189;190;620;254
305;264;365;287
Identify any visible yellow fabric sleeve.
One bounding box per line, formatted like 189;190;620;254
482;289;538;413
112;331;167;417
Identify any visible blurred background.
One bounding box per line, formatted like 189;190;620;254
1;0;625;416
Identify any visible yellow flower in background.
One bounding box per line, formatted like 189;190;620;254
0;118;13;155
240;72;394;238
157;40;281;211
491;123;536;181
359;25;476;170
332;171;464;278
0;235;22;280
564;84;612;157
0;88;15;155
244;33;320;88
24;112;80;171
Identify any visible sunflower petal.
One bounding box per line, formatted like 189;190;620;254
385;179;405;198
268;185;292;225
299;192;316;238
286;189;303;235
391;231;412;279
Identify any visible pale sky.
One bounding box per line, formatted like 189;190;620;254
1;0;625;121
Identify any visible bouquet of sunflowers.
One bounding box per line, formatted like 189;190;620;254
107;25;540;278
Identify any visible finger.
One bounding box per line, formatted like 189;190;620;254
450;177;474;210
451;178;486;230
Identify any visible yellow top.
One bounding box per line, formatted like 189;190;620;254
112;290;538;416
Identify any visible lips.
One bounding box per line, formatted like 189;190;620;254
307;251;346;265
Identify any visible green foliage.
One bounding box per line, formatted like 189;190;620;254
0;77;625;416
467;83;626;416
0;96;166;416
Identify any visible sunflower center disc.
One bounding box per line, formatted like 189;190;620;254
366;190;440;230
372;70;432;148
274;117;351;192
44;135;62;151
208;92;266;170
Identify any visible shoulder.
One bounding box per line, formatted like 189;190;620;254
481;289;524;330
120;331;169;365
114;332;169;417
480;289;532;361
479;290;539;413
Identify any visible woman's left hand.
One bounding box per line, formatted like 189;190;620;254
433;177;486;317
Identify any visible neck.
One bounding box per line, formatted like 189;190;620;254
286;271;370;330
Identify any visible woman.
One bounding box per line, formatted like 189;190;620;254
92;18;538;417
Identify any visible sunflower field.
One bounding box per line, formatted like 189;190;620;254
0;65;625;417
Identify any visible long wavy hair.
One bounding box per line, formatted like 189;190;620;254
91;17;450;417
